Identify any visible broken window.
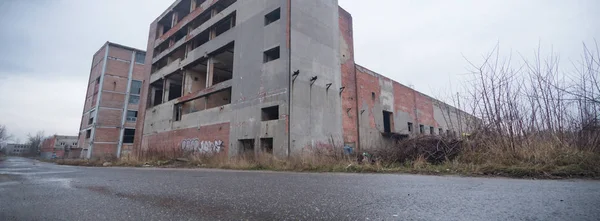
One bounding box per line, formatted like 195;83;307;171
260;138;273;154
126;110;138;122
430;126;434;135
211;43;234;85
419;125;424;134
261;106;279;121
85;129;91;139
130;80;142;95
383;111;393;133
239;139;255;156
123;129;135;144
407;122;413;133
263;46;280;63
264;8;280;26
135;52;146;64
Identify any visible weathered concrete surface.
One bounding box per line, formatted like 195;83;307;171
2;157;600;221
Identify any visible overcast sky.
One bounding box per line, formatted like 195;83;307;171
0;0;597;141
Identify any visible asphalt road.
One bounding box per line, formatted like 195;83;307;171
1;157;599;221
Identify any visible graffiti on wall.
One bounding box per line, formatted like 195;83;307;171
181;138;224;153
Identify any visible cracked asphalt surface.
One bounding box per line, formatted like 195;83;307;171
1;157;599;221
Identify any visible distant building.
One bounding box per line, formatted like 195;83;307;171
40;135;79;159
77;42;147;159
4;143;30;156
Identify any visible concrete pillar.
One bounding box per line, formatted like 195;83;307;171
190;0;197;11
172;11;179;27
206;58;214;88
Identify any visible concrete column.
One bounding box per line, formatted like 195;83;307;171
172;11;179;27
190;0;197;11
163;79;170;102
206;58;214;88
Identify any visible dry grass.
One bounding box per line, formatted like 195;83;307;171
49;136;600;179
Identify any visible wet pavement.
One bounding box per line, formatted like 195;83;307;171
1;157;599;221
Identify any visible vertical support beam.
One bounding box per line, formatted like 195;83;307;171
87;43;110;159
172;11;179;27
116;51;136;158
206;57;214;88
163;78;170;102
158;25;164;37
190;0;197;11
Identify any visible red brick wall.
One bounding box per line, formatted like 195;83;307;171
339;7;358;146
100;92;126;109
393;82;417;121
141;122;230;156
102;75;129;92
415;93;437;127
134;20;159;158
97;108;123;127
108;45;133;61
355;67;381;129
105;59;130;78
92;143;118;159
40;136;56;153
94;128;120;142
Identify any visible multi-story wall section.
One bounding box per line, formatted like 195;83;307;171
135;0;473;158
40;135;78;159
3;144;30;156
78;42;147;159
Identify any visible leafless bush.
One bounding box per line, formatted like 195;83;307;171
462;41;599;153
370;136;462;165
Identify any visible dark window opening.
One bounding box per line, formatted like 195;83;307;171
85;129;91;139
190;30;210;52
260;138;273;154
430;126;434;135
419;125;424;134
383;111;393;133
210;42;234;85
126;110;138;122
263;46;280;63
439;128;443;135
264;8;281;26
371;92;376;100
95;76;100;85
261;106;279;121
239;139;255;157
407;122;413;133
135;52;146;64
174;104;183;121
166;72;184;101
123;129;135;144
150;80;164;107
130;80;142;95
446;130;451;137
214;13;236;37
152;57;168;73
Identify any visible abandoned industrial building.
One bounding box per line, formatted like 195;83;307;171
124;0;473;160
78;42;147;159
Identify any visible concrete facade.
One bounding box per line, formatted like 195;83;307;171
78;42;147;159
40;135;79;159
3;144;30;156
134;0;473;159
